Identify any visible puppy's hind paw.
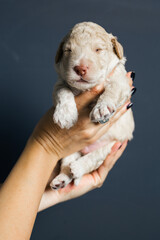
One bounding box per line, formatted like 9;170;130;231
74;178;81;186
50;173;72;190
70;161;84;180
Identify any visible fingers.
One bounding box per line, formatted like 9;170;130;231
126;71;134;88
107;100;131;126
106;140;128;172
126;71;132;78
92;100;131;141
97;140;128;183
75;84;104;112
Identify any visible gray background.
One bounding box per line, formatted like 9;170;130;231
0;0;160;239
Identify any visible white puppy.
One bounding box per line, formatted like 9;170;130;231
50;22;135;189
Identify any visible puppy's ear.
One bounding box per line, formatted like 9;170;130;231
111;37;123;59
55;41;64;64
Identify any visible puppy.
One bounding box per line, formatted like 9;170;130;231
50;22;134;189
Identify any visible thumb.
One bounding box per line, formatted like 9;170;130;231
126;71;133;87
75;84;104;111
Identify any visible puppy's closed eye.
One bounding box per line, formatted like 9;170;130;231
95;48;102;52
95;47;107;53
64;48;72;53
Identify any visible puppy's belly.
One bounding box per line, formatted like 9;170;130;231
80;139;110;155
81;109;134;155
102;109;134;142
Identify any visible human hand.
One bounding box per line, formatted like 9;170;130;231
32;72;133;160
38;140;128;211
37;71;134;211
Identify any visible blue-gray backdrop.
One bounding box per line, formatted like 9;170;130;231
0;0;160;239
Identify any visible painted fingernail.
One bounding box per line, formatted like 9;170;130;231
127;102;133;109
118;144;122;149
131;87;137;96
131;71;135;81
99;118;109;124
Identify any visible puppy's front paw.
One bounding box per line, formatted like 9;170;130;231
90;102;115;123
53;103;78;129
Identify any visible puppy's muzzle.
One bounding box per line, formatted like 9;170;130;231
74;65;88;77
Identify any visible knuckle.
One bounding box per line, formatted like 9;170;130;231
96;178;103;188
82;129;95;140
86;138;94;145
92;173;104;189
90;135;98;143
98;183;103;188
96;176;104;188
91;84;104;95
86;137;96;145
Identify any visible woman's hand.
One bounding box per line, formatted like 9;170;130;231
0;71;134;240
38;140;128;211
37;71;134;211
39;72;135;211
32;72;133;161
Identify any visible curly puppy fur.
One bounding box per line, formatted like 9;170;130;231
50;22;135;189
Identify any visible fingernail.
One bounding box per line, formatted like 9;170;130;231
131;87;137;96
131;71;135;81
112;142;122;152
118;144;122;149
93;83;104;92
127;102;133;109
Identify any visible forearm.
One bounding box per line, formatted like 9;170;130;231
38;187;60;212
0;138;59;240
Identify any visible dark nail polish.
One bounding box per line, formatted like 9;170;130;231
127;102;133;110
131;87;137;96
118;144;122;149
131;71;135;81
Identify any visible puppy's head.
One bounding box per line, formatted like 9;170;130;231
55;22;124;90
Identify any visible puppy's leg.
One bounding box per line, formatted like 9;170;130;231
50;152;81;189
53;82;78;129
70;141;116;184
90;75;130;123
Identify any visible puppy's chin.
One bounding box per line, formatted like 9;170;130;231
67;79;97;91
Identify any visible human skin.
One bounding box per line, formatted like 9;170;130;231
38;72;133;211
38;140;128;211
0;72;133;240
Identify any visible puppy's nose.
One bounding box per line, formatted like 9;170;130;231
74;65;88;76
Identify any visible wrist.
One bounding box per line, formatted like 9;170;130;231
31;107;67;160
26;136;60;165
38;188;60;212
